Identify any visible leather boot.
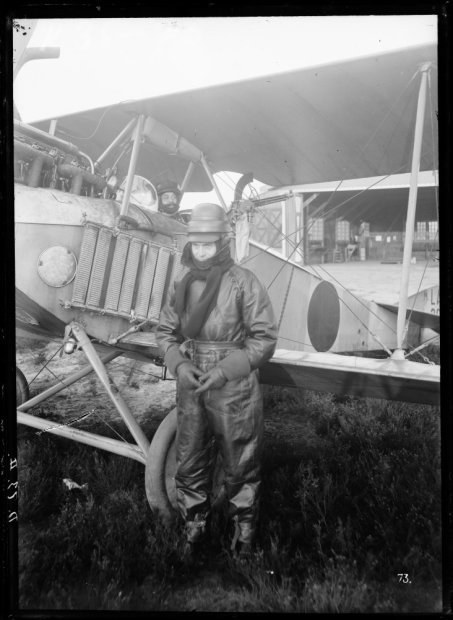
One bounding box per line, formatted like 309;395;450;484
231;516;255;559
186;515;208;544
182;515;208;564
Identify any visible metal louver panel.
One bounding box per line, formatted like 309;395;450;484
134;245;159;318
147;248;171;321
104;234;130;312
72;224;99;304
86;227;113;308
118;238;142;316
71;222;176;324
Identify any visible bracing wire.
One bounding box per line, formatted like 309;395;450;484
234;60;438;355
256;213;395;354
252;203;385;322
222;170;242;194
101;358;169;382
405;334;439;362
34;410;97;437
236;175;439;355
243;180;438;352
244;161;412;267
246;203;399;351
307;261;399;340
26;343;155;443
336;297;393;356
273;334;312;348
277;265;295;331
58;100;138;141
28;344;64;387
90;408;131;444
361;69;419;173
291;67;434;237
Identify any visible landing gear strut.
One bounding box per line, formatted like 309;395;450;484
16;321;225;520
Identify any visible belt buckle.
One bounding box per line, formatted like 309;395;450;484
179;339;194;360
209;349;217;364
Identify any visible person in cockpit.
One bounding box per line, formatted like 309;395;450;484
156;180;181;216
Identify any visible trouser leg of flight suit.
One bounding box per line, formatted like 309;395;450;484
175;352;264;545
175;384;214;539
204;368;263;544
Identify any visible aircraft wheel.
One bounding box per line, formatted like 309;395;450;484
16;367;29;405
145;407;226;520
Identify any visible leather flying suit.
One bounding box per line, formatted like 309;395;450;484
156;263;277;544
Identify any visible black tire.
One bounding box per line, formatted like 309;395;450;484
16;367;29;405
145;407;226;519
145;407;178;520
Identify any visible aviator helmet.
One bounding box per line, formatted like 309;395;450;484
187;203;232;242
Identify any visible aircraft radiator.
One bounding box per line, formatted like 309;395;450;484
70;222;183;323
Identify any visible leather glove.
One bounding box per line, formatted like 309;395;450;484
195;367;227;394
177;362;203;389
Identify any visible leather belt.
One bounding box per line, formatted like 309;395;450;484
193;340;244;351
179;339;244;359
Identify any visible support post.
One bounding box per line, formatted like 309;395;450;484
392;62;432;358
200;154;228;210
69;322;150;456
95;118;137;169
302;195;309;266
119;114;145;220
180;161;195;197
17;410;146;464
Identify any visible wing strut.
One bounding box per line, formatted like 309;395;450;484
180;161;195;196
94;117;137;169
200;154;228;210
118;114;144;223
392;62;433;359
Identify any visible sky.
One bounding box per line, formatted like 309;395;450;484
13;16;437;207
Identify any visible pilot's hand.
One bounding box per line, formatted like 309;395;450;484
177;362;203;389
195;367;227;394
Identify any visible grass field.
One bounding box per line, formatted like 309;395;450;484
15;351;442;612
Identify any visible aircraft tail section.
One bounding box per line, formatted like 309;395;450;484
377;285;440;334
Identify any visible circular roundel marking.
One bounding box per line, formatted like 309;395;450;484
307;281;340;352
37;246;77;288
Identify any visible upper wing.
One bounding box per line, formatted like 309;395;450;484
32;43;437;191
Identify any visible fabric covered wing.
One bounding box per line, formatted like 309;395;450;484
32;43;437;191
260;350;439;405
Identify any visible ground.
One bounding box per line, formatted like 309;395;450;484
16;332;176;429
13;332;443;613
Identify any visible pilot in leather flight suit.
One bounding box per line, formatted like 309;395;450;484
156;203;277;556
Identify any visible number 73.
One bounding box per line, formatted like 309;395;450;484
397;573;411;584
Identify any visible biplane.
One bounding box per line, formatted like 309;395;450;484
13;22;439;518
